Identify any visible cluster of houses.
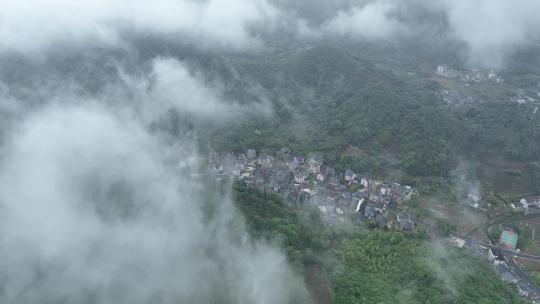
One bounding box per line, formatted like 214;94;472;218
209;147;540;301
435;65;540;111
490;253;538;302
466;193;490;212
511;88;538;105
439;89;478;109
206;148;418;230
511;196;540;212
436;64;504;84
448;233;539;302
511;95;537;105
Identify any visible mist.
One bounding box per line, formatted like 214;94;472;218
440;0;540;68
2;0;540;69
0;1;305;300
1;0;538;302
289;0;540;69
451;160;481;204
0;101;309;303
0;0;276;55
324;0;404;40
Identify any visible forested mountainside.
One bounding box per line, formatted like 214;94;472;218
2;40;537;185
2;1;540;303
203;43;540;188
233;182;526;304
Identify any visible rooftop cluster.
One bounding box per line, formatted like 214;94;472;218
206;148;417;230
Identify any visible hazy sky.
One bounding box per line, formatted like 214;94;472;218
0;101;307;304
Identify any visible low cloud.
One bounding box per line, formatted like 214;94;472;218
451;159;481;204
0;0;276;55
3;0;539;68
440;0;540;68
0;55;272;128
0;40;286;304
324;0;404;40
129;57;272;121
0;104;308;303
295;0;540;69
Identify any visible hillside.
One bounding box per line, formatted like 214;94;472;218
205;43;540;195
233;182;526;304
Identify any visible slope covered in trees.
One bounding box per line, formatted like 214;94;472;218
233;182;526;304
207;43;540;187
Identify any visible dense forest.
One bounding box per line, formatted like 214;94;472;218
201;43;540;193
4;37;537;189
233;182;526;304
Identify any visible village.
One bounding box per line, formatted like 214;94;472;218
436;64;505;84
205;148;418;231
204;147;540;303
435;64;540;112
448;197;540;303
448;227;540;303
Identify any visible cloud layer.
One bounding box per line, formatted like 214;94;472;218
0;0;276;55
1;1;539;302
0;5;291;299
122;57;271;121
0;104;308;304
294;0;540;68
324;0;403;40
2;0;540;68
441;0;540;68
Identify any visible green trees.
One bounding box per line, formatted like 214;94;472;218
233;183;525;304
332;231;429;304
530;271;540;287
205;44;540;183
233;181;329;272
528;161;540;192
330;231;524;304
436;218;458;237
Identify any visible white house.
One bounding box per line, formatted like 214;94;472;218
436;65;448;73
447;237;466;248
308;156;322;174
361;177;369;188
294;171;308;184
